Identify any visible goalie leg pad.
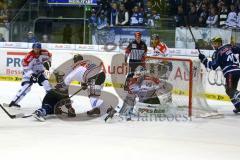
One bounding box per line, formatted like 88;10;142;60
119;93;136;116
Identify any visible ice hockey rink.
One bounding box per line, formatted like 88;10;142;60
0;81;240;160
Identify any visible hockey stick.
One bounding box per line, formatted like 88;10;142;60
187;24;202;55
182;6;204;56
0;104;32;119
69;86;83;98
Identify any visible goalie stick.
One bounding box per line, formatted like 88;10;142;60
0;104;32;119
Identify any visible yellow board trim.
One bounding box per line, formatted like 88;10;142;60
0;76;230;102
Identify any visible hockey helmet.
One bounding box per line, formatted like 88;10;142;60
211;36;222;44
32;42;42;49
152;34;160;40
73;54;83;63
135;32;142;37
151;34;160;48
53;70;65;83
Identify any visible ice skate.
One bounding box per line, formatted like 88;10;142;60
233;106;240;114
32;109;46;122
105;106;117;122
67;107;76;117
87;107;100;116
8;101;21;108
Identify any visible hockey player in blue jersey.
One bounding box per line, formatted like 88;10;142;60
199;36;240;113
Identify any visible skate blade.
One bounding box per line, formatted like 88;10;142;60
87;114;100;117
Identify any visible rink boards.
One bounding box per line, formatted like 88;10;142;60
0;42;233;102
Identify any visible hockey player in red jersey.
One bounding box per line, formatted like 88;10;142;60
151;34;168;57
8;42;52;108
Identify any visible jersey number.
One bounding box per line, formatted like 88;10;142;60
227;54;239;64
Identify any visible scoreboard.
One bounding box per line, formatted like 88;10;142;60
47;0;97;6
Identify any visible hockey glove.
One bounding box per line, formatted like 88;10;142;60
30;73;38;83
81;82;88;90
198;53;207;63
43;61;51;71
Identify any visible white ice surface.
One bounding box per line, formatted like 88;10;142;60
0;81;240;160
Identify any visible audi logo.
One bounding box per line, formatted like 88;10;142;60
207;68;225;86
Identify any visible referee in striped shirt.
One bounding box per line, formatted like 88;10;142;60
124;32;148;90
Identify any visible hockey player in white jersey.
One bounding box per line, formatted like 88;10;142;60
8;42;52;108
105;66;173;121
57;54;106;116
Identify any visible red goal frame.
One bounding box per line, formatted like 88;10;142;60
145;56;193;117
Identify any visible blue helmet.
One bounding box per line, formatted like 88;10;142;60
32;42;42;49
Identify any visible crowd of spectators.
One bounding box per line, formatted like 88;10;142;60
89;0;160;29
0;0;9;27
174;0;240;29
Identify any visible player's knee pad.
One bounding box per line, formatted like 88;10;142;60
124;94;136;107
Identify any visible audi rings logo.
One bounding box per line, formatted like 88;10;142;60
207;69;225;86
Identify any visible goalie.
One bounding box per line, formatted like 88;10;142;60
106;66;173;121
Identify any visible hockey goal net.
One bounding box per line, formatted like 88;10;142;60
143;56;220;118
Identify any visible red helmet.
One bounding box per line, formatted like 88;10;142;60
135;32;142;37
